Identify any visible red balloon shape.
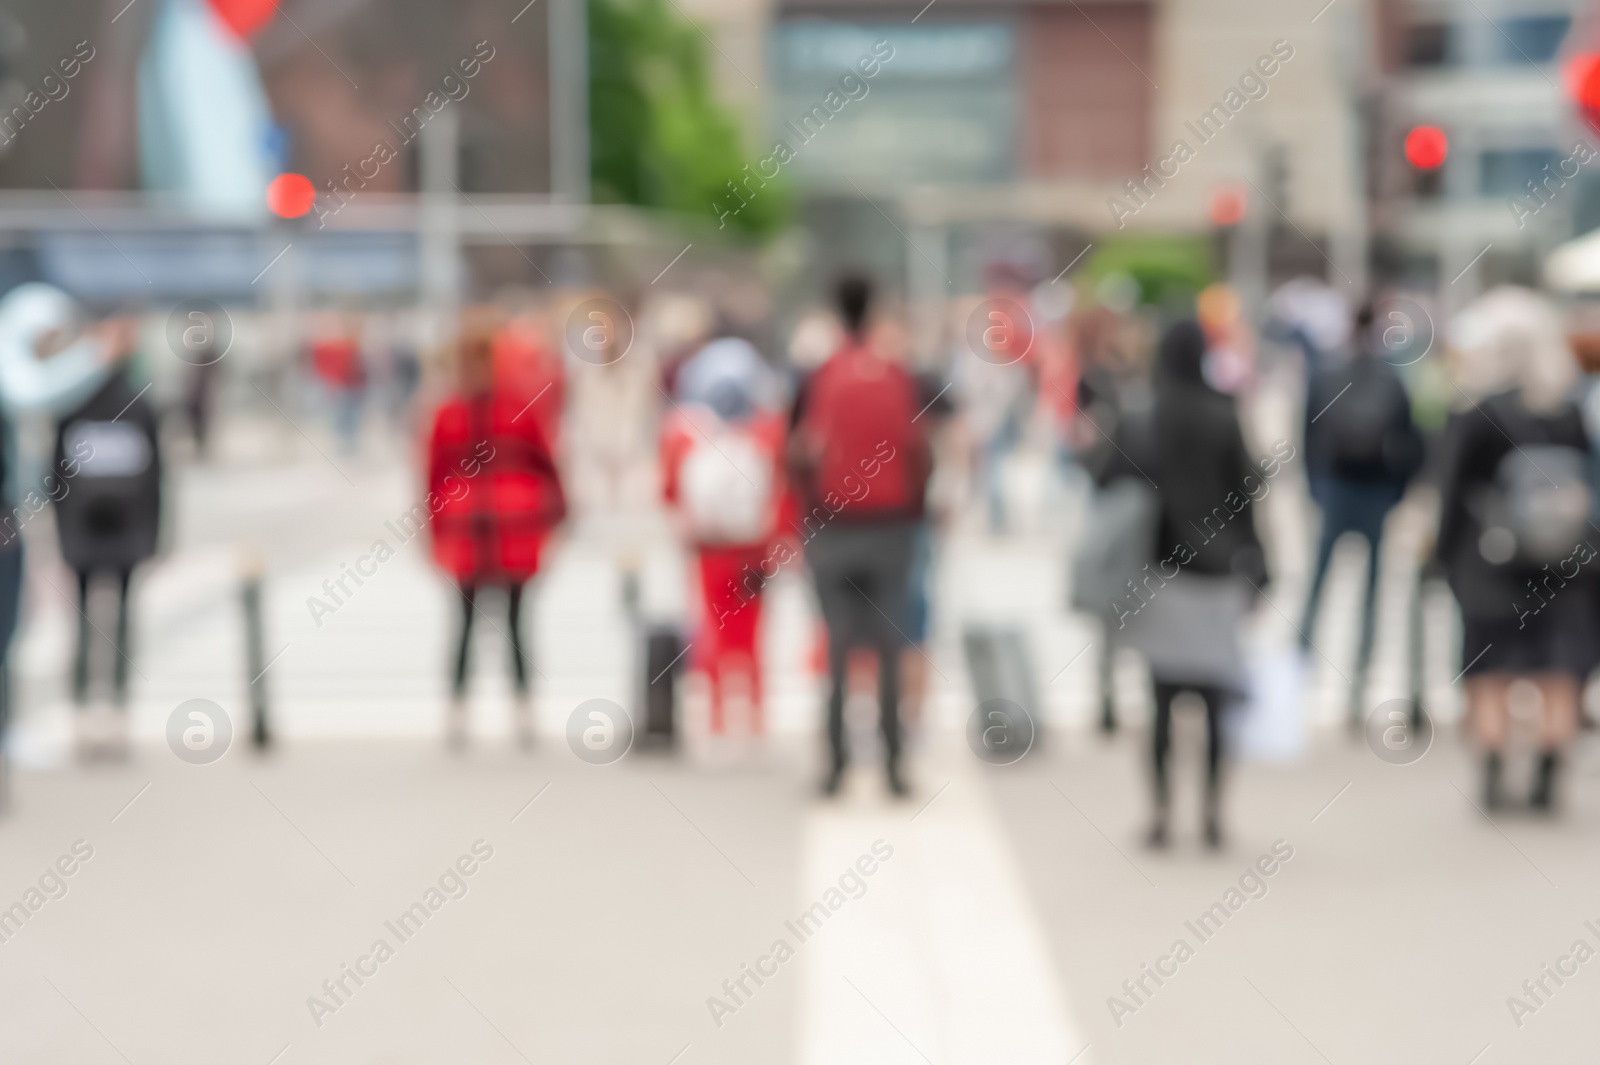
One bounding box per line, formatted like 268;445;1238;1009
207;0;277;39
1404;126;1448;170
267;173;316;219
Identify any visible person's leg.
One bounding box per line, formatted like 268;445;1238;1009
506;582;528;694
1149;682;1178;845
112;569;133;706
876;625;904;793
698;547;743;736
1199;684;1227;846
1299;504;1345;650
507;581;534;746
1351;493;1395;693
1098;635;1117;733
809;539;854;792
0;542;23;801
73;569;91;706
448;584;478;746
899;525;931;739
863;527;913;793
734;567;765;736
452;585;477;699
824;632;849;790
1467;672;1511;807
1532;672;1579;809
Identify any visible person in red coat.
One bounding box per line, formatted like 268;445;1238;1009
428;314;566;748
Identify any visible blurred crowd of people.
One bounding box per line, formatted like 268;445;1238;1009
1;250;1599;835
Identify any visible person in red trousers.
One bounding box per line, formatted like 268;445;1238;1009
661;338;791;746
428;312;566;748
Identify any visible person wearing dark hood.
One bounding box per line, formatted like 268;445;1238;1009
1090;319;1270;848
1299;304;1423;721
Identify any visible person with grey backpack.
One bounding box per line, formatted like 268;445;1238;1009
1436;287;1595;811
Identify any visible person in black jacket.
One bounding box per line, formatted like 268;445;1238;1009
1435;294;1593;810
54;368;162;756
1300;305;1424;720
1093;320;1269;848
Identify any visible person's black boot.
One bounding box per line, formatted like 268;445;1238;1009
1202;789;1223;850
885;759;910;799
1482;752;1505;811
1531;752;1560;812
821;761;845;797
1145;800;1170;849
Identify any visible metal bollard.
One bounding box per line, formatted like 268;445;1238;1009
240;552;271;749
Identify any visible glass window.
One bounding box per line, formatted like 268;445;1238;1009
1405;22;1452;67
771;22;1019;186
1495;15;1569;63
1480;149;1562;196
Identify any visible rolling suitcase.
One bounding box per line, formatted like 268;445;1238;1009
641;625;685;744
962;624;1040;756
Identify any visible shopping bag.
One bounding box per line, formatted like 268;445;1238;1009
1233;649;1307;762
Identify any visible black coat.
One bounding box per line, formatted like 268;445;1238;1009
52;374;161;573
1092;321;1269;586
1434;390;1593;620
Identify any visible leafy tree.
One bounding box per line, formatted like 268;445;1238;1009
588;0;788;237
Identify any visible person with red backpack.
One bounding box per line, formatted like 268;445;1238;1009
428;312;566;748
792;276;931;797
661;337;790;746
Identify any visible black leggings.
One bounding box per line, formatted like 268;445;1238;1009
452;583;529;698
74;568;133;707
1151;682;1226;807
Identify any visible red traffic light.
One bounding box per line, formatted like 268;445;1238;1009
206;0;277;39
1404;126;1448;170
266;173;316;219
1565;53;1600;110
1209;186;1247;227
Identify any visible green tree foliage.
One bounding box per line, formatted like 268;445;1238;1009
588;0;788;237
1083;235;1215;309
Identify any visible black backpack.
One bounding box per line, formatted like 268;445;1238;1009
1323;360;1408;480
53;374;161;573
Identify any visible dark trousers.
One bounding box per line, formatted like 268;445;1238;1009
1151;682;1225;808
0;543;22;740
1300;477;1399;676
74;568;133;706
453;582;528;698
808;522;915;772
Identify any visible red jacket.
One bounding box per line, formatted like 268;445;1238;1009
311;338;364;388
427;391;565;583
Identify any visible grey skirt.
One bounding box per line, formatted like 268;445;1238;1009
1115;571;1247;690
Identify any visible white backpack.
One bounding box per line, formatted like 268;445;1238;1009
679;422;774;544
